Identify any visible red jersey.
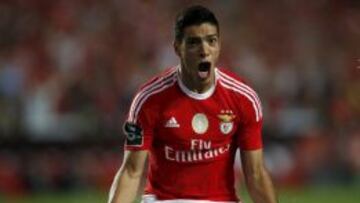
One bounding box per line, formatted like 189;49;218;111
124;66;263;202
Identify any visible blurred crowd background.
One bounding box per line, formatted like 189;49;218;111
0;0;359;198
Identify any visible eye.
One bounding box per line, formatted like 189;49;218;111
186;38;200;46
208;37;217;45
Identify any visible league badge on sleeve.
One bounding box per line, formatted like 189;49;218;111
123;122;143;146
218;110;236;135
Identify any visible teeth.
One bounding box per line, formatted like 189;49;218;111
198;71;209;79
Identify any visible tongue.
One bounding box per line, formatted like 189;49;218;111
198;62;211;79
198;71;209;79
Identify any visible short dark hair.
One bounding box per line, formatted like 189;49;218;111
174;5;219;42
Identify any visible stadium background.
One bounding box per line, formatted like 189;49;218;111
0;0;359;202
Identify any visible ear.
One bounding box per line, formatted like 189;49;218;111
173;41;181;57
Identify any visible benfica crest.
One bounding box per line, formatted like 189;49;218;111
218;110;236;135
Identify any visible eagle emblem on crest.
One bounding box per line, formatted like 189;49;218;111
218;110;236;135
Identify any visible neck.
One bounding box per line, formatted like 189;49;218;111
179;68;215;94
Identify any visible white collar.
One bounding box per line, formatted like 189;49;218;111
176;66;218;100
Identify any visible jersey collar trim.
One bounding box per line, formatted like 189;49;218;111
176;66;218;100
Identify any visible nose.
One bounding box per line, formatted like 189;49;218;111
199;41;209;58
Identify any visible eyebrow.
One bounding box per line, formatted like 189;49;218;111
186;34;218;39
206;34;218;38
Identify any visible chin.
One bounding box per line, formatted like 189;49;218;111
198;76;212;84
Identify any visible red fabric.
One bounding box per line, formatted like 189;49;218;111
124;67;263;201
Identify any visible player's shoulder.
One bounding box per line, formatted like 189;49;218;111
138;66;178;91
217;67;263;121
127;66;178;123
132;66;178;106
216;67;257;93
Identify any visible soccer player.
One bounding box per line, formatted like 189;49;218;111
108;5;278;203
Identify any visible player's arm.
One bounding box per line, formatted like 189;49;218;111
108;150;148;203
241;149;278;203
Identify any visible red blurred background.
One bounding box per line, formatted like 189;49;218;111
0;0;359;197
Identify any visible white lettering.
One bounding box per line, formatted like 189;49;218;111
165;146;175;161
164;143;230;163
213;148;219;157
191;139;212;150
192;151;198;161
187;151;192;162
181;151;186;162
191;139;200;150
219;144;230;154
175;150;180;162
198;150;203;160
204;150;214;159
204;141;211;149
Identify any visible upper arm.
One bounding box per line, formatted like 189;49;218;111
232;82;263;150
121;150;148;178
240;149;265;178
124;90;157;151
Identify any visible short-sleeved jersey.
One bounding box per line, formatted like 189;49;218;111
123;66;263;202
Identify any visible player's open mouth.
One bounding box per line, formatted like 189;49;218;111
198;62;211;79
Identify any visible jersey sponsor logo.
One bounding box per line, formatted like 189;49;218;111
164;139;230;163
191;113;209;134
218;110;236;135
123;122;143;146
165;117;180;128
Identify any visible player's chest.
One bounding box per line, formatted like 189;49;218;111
154;98;239;147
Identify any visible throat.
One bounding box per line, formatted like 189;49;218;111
180;71;214;94
192;83;212;94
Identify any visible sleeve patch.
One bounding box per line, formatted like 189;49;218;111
123;122;143;146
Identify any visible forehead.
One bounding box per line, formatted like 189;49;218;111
183;23;218;38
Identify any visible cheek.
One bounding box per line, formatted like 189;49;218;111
183;49;198;60
212;48;220;59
